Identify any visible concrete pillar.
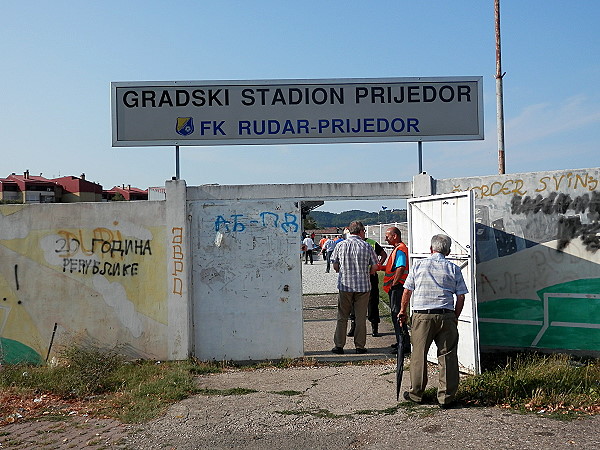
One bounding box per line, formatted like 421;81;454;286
412;173;434;198
165;179;191;359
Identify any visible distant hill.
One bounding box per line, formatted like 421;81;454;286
310;209;407;228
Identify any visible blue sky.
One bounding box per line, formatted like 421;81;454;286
2;1;599;212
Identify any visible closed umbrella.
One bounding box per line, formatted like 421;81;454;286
396;330;405;401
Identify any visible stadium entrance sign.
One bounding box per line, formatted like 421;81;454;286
111;77;483;147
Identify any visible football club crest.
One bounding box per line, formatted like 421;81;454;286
176;117;194;136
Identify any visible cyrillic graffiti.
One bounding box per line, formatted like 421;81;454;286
451;172;599;199
171;227;184;296
55;228;152;259
55;227;152;277
214;212;299;233
62;259;139;276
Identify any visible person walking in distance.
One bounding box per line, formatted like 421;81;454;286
323;236;338;273
383;226;411;354
331;222;378;354
399;234;468;409
319;236;328;260
302;234;315;265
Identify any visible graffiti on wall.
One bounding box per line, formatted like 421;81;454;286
171;227;184;296
452;171;599;199
214;211;299;233
0;205;168;365
509;190;600;252
446;170;600;353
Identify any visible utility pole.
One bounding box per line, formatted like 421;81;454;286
495;0;506;174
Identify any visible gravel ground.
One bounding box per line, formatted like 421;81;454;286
301;255;339;294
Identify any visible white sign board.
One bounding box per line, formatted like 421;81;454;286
111;77;483;147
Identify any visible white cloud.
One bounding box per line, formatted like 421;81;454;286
506;95;600;145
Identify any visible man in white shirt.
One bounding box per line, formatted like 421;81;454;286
302;235;315;264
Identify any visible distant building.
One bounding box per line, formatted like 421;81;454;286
148;186;167;201
53;173;103;202
1;170;148;203
0;171;59;203
102;185;148;201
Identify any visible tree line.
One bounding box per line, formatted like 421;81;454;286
308;209;407;229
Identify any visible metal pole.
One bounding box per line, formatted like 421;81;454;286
495;0;506;174
417;141;423;173
175;145;180;180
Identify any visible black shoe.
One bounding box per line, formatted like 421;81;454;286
371;325;380;337
355;348;368;354
403;391;421;404
331;347;344;354
439;402;457;409
403;346;411;355
391;347;397;355
391;342;398;349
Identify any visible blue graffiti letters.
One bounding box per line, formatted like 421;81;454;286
214;211;298;233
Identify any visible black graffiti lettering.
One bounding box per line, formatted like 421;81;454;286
511;191;600;217
62;258;139;276
557;216;600;252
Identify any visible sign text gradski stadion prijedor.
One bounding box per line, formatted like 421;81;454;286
111;77;483;147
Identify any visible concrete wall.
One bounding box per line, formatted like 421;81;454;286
436;168;600;353
0;197;190;364
3;169;598;364
190;199;303;361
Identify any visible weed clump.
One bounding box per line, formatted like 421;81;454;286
0;345;222;423
457;353;600;415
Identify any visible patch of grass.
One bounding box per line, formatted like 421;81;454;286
271;390;303;396
196;388;257;396
0;345;224;424
276;408;351;419
457;353;600;416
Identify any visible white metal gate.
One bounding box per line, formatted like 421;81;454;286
407;191;480;374
189;200;303;361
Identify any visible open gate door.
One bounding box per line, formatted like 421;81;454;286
407;191;481;374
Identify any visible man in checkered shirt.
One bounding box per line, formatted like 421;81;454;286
330;221;378;354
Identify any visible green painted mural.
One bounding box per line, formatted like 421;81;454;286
439;168;600;354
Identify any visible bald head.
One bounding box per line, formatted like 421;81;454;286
385;227;401;246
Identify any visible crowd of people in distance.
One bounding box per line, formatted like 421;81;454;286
303;222;468;409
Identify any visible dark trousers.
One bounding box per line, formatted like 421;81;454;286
304;249;313;264
390;284;410;350
350;274;380;324
367;273;380;324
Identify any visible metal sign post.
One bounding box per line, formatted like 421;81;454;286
175;145;180;180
